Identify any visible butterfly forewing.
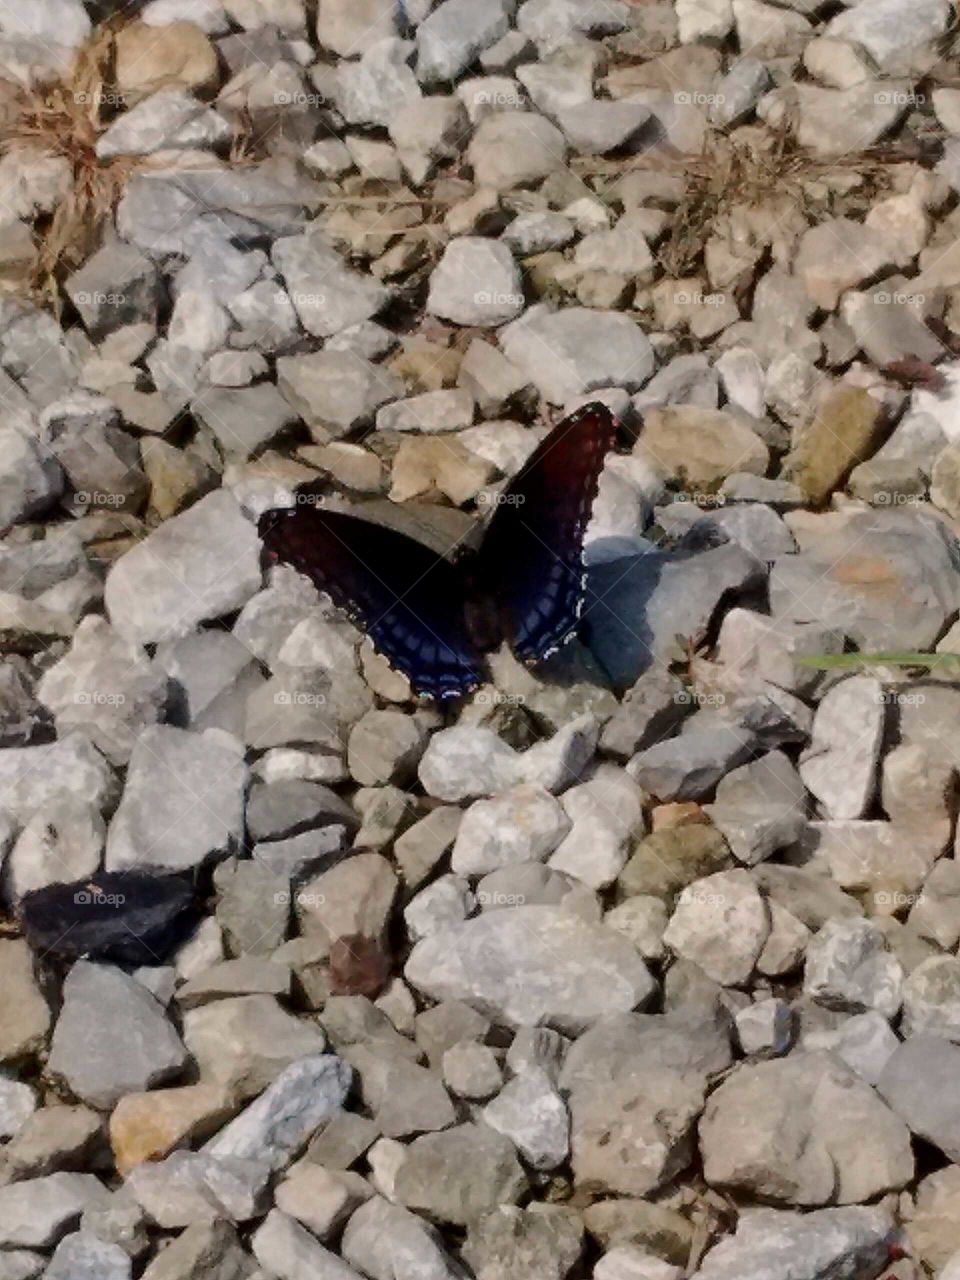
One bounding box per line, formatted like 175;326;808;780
259;506;484;699
476;402;617;663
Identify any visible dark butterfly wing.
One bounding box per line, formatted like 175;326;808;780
259;505;484;699
475;402;617;663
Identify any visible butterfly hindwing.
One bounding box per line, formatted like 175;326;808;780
476;402;617;663
259;506;483;699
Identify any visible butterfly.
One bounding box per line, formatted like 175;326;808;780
258;402;618;700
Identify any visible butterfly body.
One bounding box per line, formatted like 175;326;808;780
259;402;618;699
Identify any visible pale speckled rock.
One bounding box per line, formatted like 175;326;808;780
427;237;523;327
803;918;904;1020
901;955;960;1041
692;1205;895;1280
799;677;884;820
253;1209;363;1278
451;785;571;876
878;1034;960;1162
699;1052;913;1205
44;1231;131;1280
406;906;655;1032
704;750;807;866
393;1123;527;1226
482;1068;569;1170
105;490;261;644
0;1174;110;1250
663;869;769;986
342;1195;465;1280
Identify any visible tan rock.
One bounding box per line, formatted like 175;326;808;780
388;338;462;393
389;435;494;505
110;1083;234;1175
932;442;960;519
141;438;215;520
634;406;768;492
784;384;881;504
115;22;219;100
795;218;898;310
0;939;50;1064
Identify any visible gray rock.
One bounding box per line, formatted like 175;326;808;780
273;234;389;338
0;423;62;527
735;998;793;1057
692;1205;895;1280
138;1220;250;1280
105;490;261;645
405;875;473;941
97;88;229;159
770;508;960;650
901;954;960;1041
204;1054;351;1171
571;1067;705;1196
663;869;769;985
877;1034;960;1161
500;305;653;404
334;37;421;127
556;100;650;154
37;616;164;766
700;1052;913;1205
628;721;755;803
418;727;520;800
5;796;103;904
600;669;687;760
442;1039;503;1099
0;1174;109;1250
427;238;523;327
704;751;807;866
183;995;325;1102
711;57;769;126
501;212;574;255
66;241;159;338
0;1077;35;1141
417;0;509;82
48;962;187;1109
347;1044;455;1139
801;1010;899;1085
105;726;245;873
0;1251;44;1280
45;1232;132;1280
803;918;903;1019
275;1164;371;1242
343;1198;465;1279
517;0;629;40
467;112;566;189
253;1208;362;1278
125;1147;270;1227
394;1123;527;1227
192;383;298;459
464;1205;584;1280
376;389;475;433
483;1068;569;1170
406;906;655;1032
451;785;570;875
799;677;884;820
277;351;402;440
826;0;949;71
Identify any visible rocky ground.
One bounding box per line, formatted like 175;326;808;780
4;0;960;1278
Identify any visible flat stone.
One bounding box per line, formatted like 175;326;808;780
482;1068;569;1170
277;350;401;442
556;101;651;154
0;939;51;1063
273;233;390;338
183;995;326;1102
467;113;567;190
500;305;653;404
877;1034;960;1161
416;0;510;84
106;726;246;873
343;1196;465;1280
105;490;261;644
48;962;187;1109
804;918;903;1019
334;37;420;127
427;237;523;327
0;1174;109;1250
394;1123;527;1227
700;1052;913;1205
275;1165;372;1241
694;1205;895;1280
465;1205;584;1280
799;677;884;820
704;750;807;866
663;869;769;985
406;905;655;1032
44;1231;131;1280
901;955;960;1041
253;1208;364;1277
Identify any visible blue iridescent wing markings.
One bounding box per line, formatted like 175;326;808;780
475;402;618;663
258;506;483;700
